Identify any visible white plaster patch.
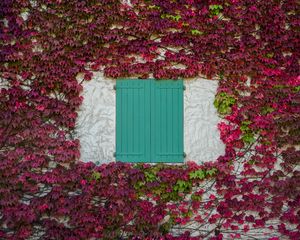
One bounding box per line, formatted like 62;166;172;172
75;74;225;164
75;72;116;164
184;79;225;163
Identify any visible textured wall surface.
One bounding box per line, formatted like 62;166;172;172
75;73;225;164
75;72;116;164
184;79;225;163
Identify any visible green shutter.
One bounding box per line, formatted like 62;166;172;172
116;80;151;162
151;80;184;163
116;79;183;163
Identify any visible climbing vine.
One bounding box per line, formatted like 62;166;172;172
0;0;299;239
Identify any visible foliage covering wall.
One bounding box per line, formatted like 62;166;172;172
0;0;299;239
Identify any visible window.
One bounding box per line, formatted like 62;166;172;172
115;79;184;163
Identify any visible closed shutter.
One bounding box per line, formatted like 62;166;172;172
116;80;151;162
151;80;184;163
116;79;183;163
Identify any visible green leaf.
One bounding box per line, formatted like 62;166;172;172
263;141;271;145
189;170;205;180
145;171;157;182
159;217;174;234
209;4;223;16
173;180;191;192
242;133;255;143
240;120;252;132
261;106;274;115
240;125;249;132
242;120;252;125
91;171;101;180
293;86;300;92
173;14;181;21
206;168;217;176
134;181;145;190
161;14;181;21
248;159;256;165
148;5;160;10
209;5;223;10
191;29;204;35
273;84;286;89
214;92;236;115
191;194;202;201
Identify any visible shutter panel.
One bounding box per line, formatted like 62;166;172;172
151;80;184;163
116;80;151;162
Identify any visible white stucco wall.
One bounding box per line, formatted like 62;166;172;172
184;79;225;163
75;72;225;164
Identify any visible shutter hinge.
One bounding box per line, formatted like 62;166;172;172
113;152;116;157
183;85;186;91
113;85;116;90
183;152;186;158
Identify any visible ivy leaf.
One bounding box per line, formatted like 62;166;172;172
242;133;255;144
161;14;181;22
191;29;204;36
173;180;191;192
240;120;251;132
214;92;236;115
189;170;205;180
261;106;274;115
293;86;300;92
145;171;157;182
209;4;223;16
91;171;101;180
206;168;217;176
